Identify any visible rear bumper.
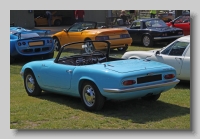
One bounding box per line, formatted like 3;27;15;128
96;38;132;49
103;79;180;93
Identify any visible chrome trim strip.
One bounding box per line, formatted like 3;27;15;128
103;79;180;93
154;35;184;40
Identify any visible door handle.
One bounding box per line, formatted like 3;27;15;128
175;57;182;64
67;70;73;73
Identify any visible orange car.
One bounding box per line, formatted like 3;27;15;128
52;21;132;51
34;11;62;26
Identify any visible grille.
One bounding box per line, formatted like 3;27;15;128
137;74;162;84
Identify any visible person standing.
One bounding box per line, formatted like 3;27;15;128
46;10;52;26
150;10;157;18
119;10;128;25
75;10;85;22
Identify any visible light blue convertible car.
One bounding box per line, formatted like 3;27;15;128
20;40;180;111
10;27;54;63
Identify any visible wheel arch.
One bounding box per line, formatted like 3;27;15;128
78;78;101;96
84;37;92;41
54;19;62;26
128;55;141;59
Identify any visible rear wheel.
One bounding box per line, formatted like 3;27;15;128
84;39;95;54
53;37;61;51
24;70;41;96
43;52;54;59
54;19;61;26
80;81;105;111
142;35;153;47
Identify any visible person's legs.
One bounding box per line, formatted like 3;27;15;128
48;17;51;26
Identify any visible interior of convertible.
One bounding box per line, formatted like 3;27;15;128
55;41;122;66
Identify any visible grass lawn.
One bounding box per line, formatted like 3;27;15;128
10;43;190;129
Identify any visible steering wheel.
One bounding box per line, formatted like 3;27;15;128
92;50;107;62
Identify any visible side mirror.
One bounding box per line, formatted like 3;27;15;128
155;51;160;55
63;29;68;32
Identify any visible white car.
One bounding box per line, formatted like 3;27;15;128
122;35;190;81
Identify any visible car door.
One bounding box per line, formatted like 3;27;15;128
179;46;190;80
40;62;75;91
62;23;84;46
127;21;142;42
150;40;189;76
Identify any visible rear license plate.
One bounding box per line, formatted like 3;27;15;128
137;74;162;84
109;35;120;39
29;41;43;46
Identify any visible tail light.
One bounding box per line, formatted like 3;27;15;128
123;80;136;86
162;33;167;36
47;39;53;43
18;42;21;46
120;34;130;38
164;74;175;79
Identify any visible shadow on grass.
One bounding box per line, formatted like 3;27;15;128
34;81;190;124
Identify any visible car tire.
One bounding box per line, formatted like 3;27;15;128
117;45;128;52
142;35;153;47
54;19;61;26
84;39;95;53
80;81;105;111
43;52;54;59
53;37;61;51
24;69;42;96
141;93;161;101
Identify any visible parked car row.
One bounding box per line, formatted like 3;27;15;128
10;17;190;111
34;11;62;26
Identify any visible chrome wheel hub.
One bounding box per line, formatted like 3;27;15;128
143;36;150;46
83;85;95;107
25;74;35;93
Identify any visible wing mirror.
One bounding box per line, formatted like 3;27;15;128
63;29;68;32
155;51;160;55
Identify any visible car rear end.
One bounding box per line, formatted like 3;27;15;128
95;59;179;100
12;31;54;57
89;28;132;50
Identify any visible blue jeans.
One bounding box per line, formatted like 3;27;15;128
150;13;155;18
48;17;52;26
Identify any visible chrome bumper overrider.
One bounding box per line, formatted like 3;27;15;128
154;35;184;40
103;79;180;93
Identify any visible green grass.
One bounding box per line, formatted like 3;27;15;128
10;43;190;130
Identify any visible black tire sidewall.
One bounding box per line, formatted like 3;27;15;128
24;70;41;96
53;37;61;51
